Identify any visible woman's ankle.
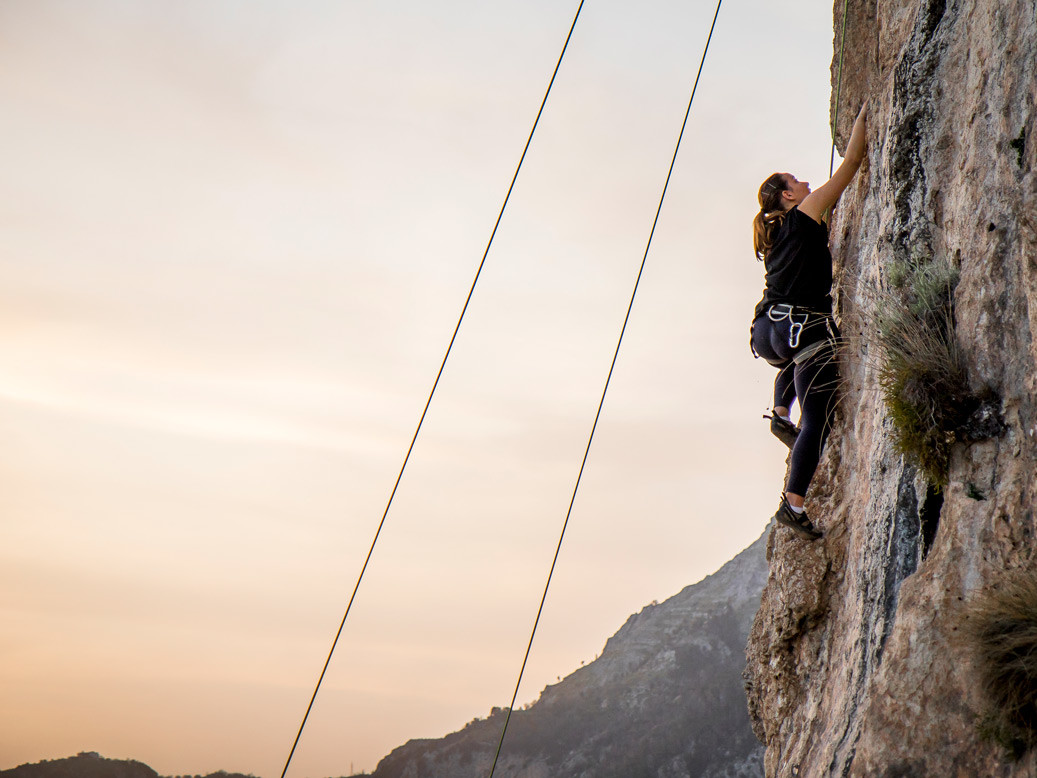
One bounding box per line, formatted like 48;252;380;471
784;492;805;510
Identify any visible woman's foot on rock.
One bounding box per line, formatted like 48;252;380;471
765;413;799;450
773;495;822;540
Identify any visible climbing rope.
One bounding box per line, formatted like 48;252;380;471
485;2;724;775
277;4;586;776
829;0;851;177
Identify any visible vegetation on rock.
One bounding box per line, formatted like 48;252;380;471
964;565;1037;760
873;257;974;485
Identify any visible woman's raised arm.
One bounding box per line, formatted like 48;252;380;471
799;104;868;224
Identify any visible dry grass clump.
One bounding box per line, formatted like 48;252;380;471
964;567;1037;758
873;259;972;486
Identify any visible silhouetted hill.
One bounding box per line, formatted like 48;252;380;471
0;754;257;778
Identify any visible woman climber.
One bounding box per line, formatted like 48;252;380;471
749;104;868;540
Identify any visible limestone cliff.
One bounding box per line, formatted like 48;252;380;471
744;0;1037;776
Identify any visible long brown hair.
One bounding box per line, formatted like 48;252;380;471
753;172;789;261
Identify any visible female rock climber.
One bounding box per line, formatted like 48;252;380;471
750;105;868;540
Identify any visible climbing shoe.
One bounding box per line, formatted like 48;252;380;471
773;495;822;540
764;413;799;450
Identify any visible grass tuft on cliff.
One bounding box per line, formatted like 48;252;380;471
964;567;1037;759
874;258;971;486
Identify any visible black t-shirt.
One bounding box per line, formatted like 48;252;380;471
753;206;833;320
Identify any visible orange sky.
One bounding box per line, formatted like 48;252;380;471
0;1;837;774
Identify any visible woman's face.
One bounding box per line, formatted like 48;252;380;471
782;174;811;206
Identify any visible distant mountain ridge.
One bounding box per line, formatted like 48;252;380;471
5;534;768;778
365;532;768;778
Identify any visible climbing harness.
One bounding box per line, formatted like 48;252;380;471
767;303;809;349
763;303;838;362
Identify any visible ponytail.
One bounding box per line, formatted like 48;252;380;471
753;172;789;261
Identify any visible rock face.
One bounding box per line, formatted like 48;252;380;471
744;0;1037;776
368;534;769;778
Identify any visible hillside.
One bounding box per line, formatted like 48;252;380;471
364;532;768;778
0;754;255;778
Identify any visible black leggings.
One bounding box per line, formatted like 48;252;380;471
751;312;840;497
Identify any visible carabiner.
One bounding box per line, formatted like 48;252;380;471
789;320;803;349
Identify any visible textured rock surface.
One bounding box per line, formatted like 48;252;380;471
366;535;769;778
745;0;1037;776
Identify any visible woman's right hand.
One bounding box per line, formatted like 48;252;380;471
845;104;868;165
798;101;869;223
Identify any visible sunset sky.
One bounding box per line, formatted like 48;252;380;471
1;0;838;774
